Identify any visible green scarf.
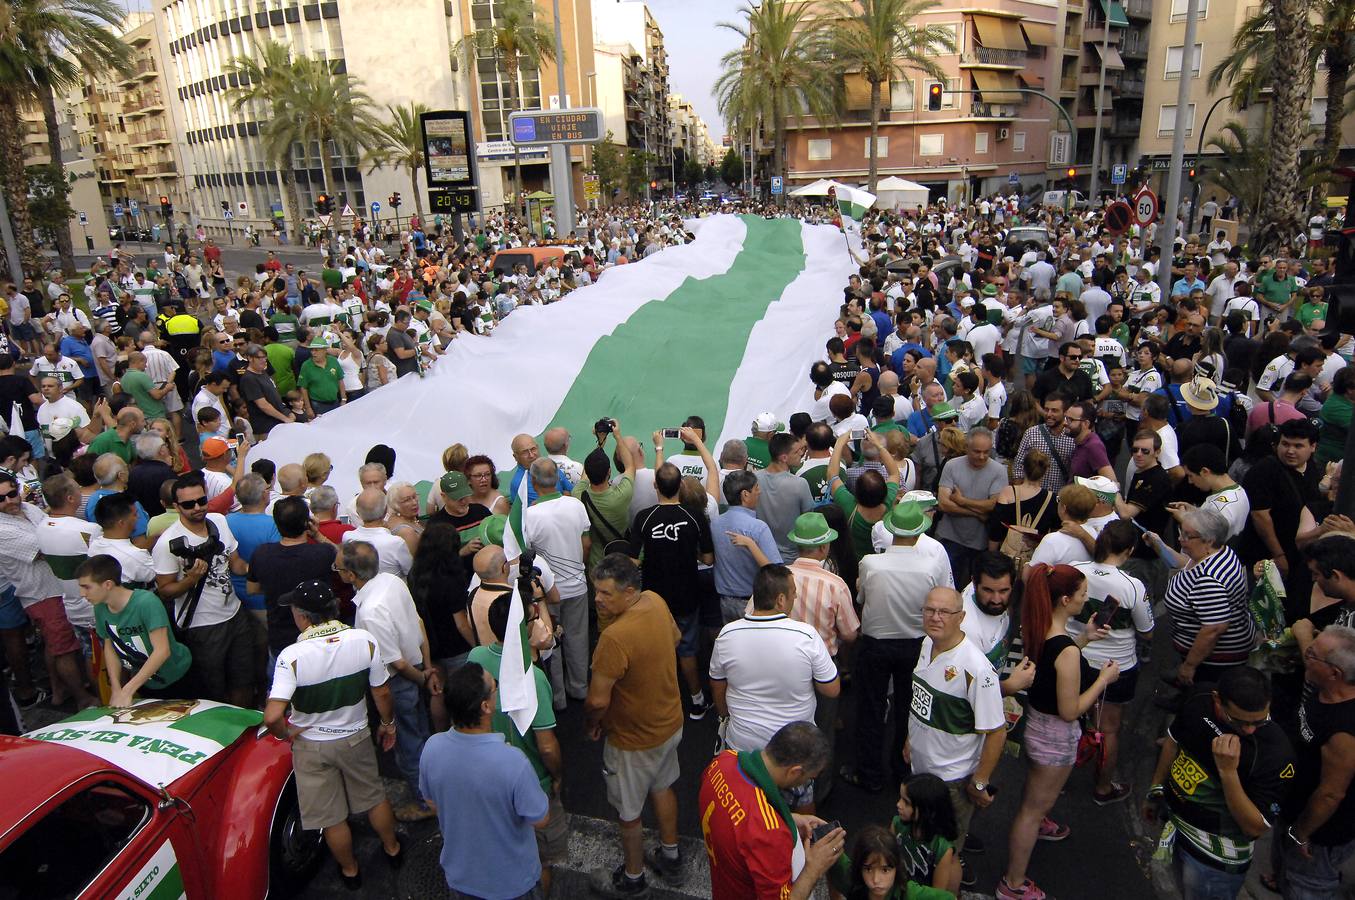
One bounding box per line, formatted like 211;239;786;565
737;750;797;843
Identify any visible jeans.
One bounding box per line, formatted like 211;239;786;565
545;593;588;703
938;538;981;590
853;634;924;786
389;675;429;799
813;683;839;803
1275;831;1355;900
1175;848;1247;900
719;593;748;625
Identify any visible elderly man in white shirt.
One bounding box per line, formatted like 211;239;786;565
341;487;413;578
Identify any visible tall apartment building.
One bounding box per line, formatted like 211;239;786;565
593;0;672;180
784;1;1074;202
1135;0;1352;203
1072;0;1151;182
667;93;716;170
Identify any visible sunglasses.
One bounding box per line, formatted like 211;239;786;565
1131;446;1155;455
0;490;17;501
177;496;209;508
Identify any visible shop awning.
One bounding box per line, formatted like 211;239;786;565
1098;0;1130;27
970;15;1027;51
1020;20;1057;46
971;70;1023;104
1094;43;1126;70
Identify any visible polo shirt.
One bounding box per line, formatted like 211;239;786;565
297;356;343;403
352;572;425;673
419;728;547;899
87;427;132;463
35;514;99;627
341;525;412;578
29;355;82;388
226;511;280;612
121;368;166;418
1204;484;1250;540
712;505;781;598
908;634;1004;781
857;543;955;639
466;642;557;791
270;621;386;739
709;612;837;751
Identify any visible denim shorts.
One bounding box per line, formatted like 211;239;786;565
674;610;700;658
0;586;24;630
1022;707;1081;767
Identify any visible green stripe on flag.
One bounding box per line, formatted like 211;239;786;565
46;553;87;580
288;670;370;717
145;861;187;900
166;704;264;743
60;706;112;724
545;216;807;455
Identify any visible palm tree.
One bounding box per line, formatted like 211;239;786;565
1208;0;1354;219
715;1;839;192
458;0;555;220
1205;120;1326;222
829;0;952;193
0;0;131;277
225;41;306;243
260;57;383;240
19;0;130;275
365;102;430;223
1256;0;1315;251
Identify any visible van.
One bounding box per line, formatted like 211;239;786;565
1040;190;1090;210
489;245;585;278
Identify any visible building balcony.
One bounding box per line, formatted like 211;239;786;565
1063;32;1082;51
136;160;178;177
129;128;169;148
1083;23;1122;45
1120;41;1148;60
960;47;1027;67
971;101;1019;118
1111;117;1141;136
1060;75;1079;94
98;172;126;184
1124;0;1152;18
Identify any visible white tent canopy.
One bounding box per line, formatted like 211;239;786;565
872;177;930;211
789;178;853;197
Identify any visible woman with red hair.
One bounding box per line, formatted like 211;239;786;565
996;563;1119;900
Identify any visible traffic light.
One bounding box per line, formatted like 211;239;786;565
389;192;401;209
1188;167;1196;179
1067;167;1077;180
928;83;943;111
315;193;331;215
159;195;172;216
650;180;658;191
220;200;229;213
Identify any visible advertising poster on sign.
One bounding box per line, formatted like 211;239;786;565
421;111;475;188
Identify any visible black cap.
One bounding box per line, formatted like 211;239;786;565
278;580;335;615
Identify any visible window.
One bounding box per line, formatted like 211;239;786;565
927;23;959;55
975;131;990;154
0;782;150;897
1013;131;1026;152
866;136;889;158
1158;103;1197;137
1164;44;1203;79
919;133;944;156
924;79;958;109
808;138;832;160
1313;97;1328;126
890;78;914;111
1170;0;1207;20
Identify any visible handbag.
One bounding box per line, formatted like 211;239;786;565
999;489;1053;572
1076;696;1106;770
580;488;632;557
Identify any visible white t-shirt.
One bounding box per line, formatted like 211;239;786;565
967;322;1002;361
960;584;1012;670
1125;367;1163;421
908;634;1005;781
1094;336;1128;368
1255;354;1294;394
1029;527;1093;568
958;394;988;432
192;389;231;438
88;535;157;586
1069;561;1153;670
709;612;837;752
508;495;591;597
811;381;850;422
1206;275;1237;318
1204;485;1251;540
667;453;710;483
151;514;241;629
36;395;90;432
983;381;1008;423
342;525;413;578
35;515;99;628
1223;295;1261;324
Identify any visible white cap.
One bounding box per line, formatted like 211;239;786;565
752;412;784;433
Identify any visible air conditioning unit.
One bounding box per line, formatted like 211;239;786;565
997;127;1010;141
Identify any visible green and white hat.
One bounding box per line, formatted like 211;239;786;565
901;490;938;510
1074;475;1119;502
788;511;838;546
460;513;507;548
883;500;931;537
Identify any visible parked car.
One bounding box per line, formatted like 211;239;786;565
0;699;323;898
489;245;585;277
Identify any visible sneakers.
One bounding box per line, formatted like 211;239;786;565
644;846;682;883
1037;816;1070;841
996;877;1048;899
392;800;435;823
1093;782;1133;806
960;861;977;888
15;687;48;710
688;698;710;720
590;865;650;897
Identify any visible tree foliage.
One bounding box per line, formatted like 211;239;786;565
591;131;625;198
25;163;72;246
720;146;743;185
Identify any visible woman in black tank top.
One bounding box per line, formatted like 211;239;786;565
997;564;1118;900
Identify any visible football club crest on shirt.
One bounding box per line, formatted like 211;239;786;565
944;665;958;682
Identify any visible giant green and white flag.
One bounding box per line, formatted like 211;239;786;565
835;185;877;232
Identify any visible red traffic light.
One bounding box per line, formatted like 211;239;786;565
927;83;943;111
158;195;169;205
650;181;658;190
1067;167;1076;179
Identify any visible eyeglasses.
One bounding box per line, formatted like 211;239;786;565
1131;447;1155;455
1179;530;1202;542
1304;645;1343;671
1220;708;1272;729
331;562;349;573
0;490;17;501
176;496;209;508
922;606;962;619
1063;416;1084;424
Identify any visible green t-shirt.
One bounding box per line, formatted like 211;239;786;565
798;461;832;505
1257;271;1299;308
873;421;906;435
298;357;343;403
572;474;635;570
834;481;899;559
828;848;955;899
88;427;132;463
269;311;299;343
94;589;192;690
264;342;297;395
320;267;343;291
465;643;556;792
121;368;166;419
1297;301;1328;329
1319;393;1352;463
745;436;771;470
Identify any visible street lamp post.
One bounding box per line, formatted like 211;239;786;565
1188;94;1232;235
1157;0;1202;303
1087;3;1113;204
549;0;576;237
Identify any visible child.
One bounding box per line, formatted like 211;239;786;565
891;773;961;896
285;390;311;423
196;407;225;445
1097;364;1129;461
828;822;957;900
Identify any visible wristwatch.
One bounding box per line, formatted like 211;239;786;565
971;779;988;793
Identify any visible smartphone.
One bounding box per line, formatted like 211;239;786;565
811;820;842;842
662;427;681;440
851;429;866;441
1093;595;1120;629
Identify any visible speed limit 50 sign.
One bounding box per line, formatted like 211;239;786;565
1133;187;1159;226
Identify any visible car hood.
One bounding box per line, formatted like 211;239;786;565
23;699;264;789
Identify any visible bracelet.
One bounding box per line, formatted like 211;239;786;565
1146;784;1165;798
1288;826;1308;847
379;719;396;728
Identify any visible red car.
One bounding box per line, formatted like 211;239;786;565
0;699;322;898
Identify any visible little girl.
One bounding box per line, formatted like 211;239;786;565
829;821;958;900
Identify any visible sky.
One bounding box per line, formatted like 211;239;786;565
643;0;741;145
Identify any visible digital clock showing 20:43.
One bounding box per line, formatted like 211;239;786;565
428;189;477;213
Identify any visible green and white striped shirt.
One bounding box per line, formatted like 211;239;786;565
270;621;387;741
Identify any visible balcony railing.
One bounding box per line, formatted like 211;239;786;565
1120;41;1148;59
960;47;1026;66
1124;0;1152;17
129;128;168;146
1060;75;1079;93
1111;117;1142;136
971;101;1018;118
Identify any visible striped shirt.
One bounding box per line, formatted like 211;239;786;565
1012;425;1075;492
786;557;859;656
1163;547;1255;662
270;621;387;740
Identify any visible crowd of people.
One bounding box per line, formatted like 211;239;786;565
1;191;1355;900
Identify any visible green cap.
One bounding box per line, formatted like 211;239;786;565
883;500;931;537
981;283;999;296
306;337;328;349
788;511;838;546
929;401;959;421
415;298;434;312
439;470;471;500
460;513;507;549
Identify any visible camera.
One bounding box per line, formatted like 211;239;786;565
168;534;225;564
595;418;614;435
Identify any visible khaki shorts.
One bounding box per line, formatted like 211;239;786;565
292;729;386;830
602;727;682;822
535;793;570;864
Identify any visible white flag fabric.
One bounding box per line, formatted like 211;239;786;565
499;581;538;735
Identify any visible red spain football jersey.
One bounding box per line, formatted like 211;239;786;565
699;750;795;900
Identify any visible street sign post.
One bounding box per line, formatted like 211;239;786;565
1009;172;1020;186
77;211;88;226
223;209;233;220
1111;163;1128;186
112;204;124;219
428;188;478;215
420;109;477;241
129;200;139;215
237;201;248;215
771;176;783;196
1104;201;1134;237
1133;186;1159;226
370;201;381;214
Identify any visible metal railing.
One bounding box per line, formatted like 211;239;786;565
960;47;1026;66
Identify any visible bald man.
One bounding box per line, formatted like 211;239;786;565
544;426;583;487
506;433;574;505
339;486;412;577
